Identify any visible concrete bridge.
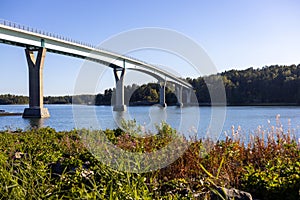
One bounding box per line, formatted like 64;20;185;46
0;19;193;118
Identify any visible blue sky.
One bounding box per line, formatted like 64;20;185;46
0;0;300;95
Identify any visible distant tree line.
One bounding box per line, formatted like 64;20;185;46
94;83;179;106
1;64;300;106
0;94;28;104
186;64;300;105
219;64;300;105
44;95;95;105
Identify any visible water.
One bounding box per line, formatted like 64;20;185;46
0;104;299;141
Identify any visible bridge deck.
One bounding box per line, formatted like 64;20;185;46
0;19;191;89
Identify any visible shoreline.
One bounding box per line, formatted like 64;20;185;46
1;103;300;107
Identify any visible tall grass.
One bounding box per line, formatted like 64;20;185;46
0;120;299;199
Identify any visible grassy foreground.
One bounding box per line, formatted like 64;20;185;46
0;122;299;200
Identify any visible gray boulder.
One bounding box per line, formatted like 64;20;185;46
211;186;253;200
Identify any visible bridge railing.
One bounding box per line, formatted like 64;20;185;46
0;19;151;65
0;19;189;86
0;19;96;48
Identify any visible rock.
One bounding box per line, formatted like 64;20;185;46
211;186;252;200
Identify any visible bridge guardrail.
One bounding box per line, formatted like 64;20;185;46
0;19;94;47
0;19;189;87
0;19;149;64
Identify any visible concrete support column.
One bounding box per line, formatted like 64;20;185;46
159;80;167;107
176;85;183;107
113;63;126;111
23;47;50;118
184;89;192;106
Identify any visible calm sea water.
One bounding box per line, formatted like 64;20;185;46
0;104;299;141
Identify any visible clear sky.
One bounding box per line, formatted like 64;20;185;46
0;0;299;95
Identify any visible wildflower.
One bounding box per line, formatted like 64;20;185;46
14;152;25;159
131;141;136;148
257;125;261;132
81;169;94;179
124;133;129;139
140;125;146;133
237;125;241;132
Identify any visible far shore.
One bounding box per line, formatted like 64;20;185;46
1;102;300;107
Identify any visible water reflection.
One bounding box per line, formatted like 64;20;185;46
113;110;128;128
25;118;45;129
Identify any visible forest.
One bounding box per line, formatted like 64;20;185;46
1;64;300;106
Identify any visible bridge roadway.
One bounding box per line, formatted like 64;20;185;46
0;20;192;118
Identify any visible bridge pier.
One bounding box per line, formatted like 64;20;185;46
23;47;50;118
113;64;126;111
159;80;167;107
176;85;183;107
184;89;192;106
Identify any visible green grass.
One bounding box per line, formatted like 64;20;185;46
0;122;299;199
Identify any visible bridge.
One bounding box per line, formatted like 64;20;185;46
0;19;193;118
